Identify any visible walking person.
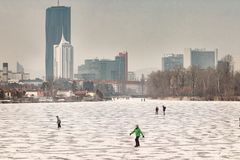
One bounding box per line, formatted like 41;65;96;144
155;106;159;114
130;125;144;147
56;116;61;128
239;117;240;127
162;105;166;115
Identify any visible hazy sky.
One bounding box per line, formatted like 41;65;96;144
1;0;240;78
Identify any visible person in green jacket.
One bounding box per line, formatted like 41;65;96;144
130;125;144;147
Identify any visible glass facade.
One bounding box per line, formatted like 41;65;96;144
45;6;71;81
162;54;183;71
191;50;215;69
77;52;128;81
184;48;218;69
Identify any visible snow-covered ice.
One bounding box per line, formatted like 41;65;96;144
0;99;240;159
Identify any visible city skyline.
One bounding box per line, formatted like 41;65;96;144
1;0;240;78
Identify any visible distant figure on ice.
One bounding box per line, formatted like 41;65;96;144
239;117;240;127
162;105;166;115
56;116;61;128
130;125;144;147
155;106;159;114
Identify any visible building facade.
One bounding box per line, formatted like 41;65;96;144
45;6;71;81
53;33;73;80
78;59;118;81
232;56;240;72
2;63;8;82
17;62;24;73
77;52;128;82
116;52;128;82
184;48;218;69
128;72;136;81
162;54;183;71
0;63;30;82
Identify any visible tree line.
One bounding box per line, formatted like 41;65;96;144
147;55;240;100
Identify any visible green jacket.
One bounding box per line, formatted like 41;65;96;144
130;127;144;137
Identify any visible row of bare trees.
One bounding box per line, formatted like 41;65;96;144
147;55;240;100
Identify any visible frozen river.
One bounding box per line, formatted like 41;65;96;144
0;99;240;159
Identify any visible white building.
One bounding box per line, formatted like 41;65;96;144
53;33;74;80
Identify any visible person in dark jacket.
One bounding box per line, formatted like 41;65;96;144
56;116;61;128
155;106;159;114
162;105;166;115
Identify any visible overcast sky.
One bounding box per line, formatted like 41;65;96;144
1;0;240;78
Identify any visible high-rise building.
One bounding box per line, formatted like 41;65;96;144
2;63;8;82
162;54;183;71
115;52;128;82
53;33;73;80
184;48;218;69
17;62;24;73
45;6;71;81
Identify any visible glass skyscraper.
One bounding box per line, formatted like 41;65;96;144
45;6;71;81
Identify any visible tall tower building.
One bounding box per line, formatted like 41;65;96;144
45;6;71;81
53;33;74;80
115;52;128;81
2;63;8;82
115;51;128;93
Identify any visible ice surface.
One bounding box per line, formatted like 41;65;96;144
0;99;240;159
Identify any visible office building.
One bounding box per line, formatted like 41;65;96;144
116;52;128;81
128;72;136;81
17;62;24;73
53;33;73;80
2;63;8;82
45;6;71;81
162;54;183;71
78;59;117;80
184;48;218;69
233;56;240;72
77;52;128;82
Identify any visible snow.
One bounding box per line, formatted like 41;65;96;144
0;99;240;159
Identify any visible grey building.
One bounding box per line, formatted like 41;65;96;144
162;54;183;71
78;59;117;81
45;6;71;81
77;52;128;82
17;62;24;73
184;48;218;69
115;52;128;82
2;63;8;82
